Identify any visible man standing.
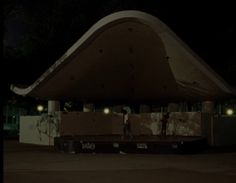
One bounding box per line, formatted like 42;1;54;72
161;112;170;137
122;108;131;139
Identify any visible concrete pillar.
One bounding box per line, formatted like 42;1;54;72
83;103;94;112
202;101;214;113
201;101;215;146
167;103;179;112
139;104;151;113
48;100;60;115
179;102;188;112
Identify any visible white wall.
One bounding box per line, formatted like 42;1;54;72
20;115;58;146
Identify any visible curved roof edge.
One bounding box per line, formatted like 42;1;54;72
11;10;236;98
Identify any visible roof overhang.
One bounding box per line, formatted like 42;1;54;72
11;10;236;102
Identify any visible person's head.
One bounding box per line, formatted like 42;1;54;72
164;112;170;118
122;109;128;114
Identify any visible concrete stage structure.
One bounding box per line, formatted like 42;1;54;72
11;11;236;153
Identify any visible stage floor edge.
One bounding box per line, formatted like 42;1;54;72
54;135;207;154
54;135;208;154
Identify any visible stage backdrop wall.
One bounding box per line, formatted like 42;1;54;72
60;112;202;136
19;112;216;146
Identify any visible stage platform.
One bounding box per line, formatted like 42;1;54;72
54;135;208;154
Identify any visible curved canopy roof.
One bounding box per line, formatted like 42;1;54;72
11;10;235;102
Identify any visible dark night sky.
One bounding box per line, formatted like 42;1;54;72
3;0;236;99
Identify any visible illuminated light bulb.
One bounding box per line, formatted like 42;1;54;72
226;108;234;115
37;105;44;112
103;108;110;114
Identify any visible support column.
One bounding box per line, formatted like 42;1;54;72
167;103;179;112
179;102;188;112
139;104;151;113
202;101;214;113
48;100;60;115
202;101;215;146
83;103;94;112
47;100;60;146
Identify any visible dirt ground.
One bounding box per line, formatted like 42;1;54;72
3;140;236;183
